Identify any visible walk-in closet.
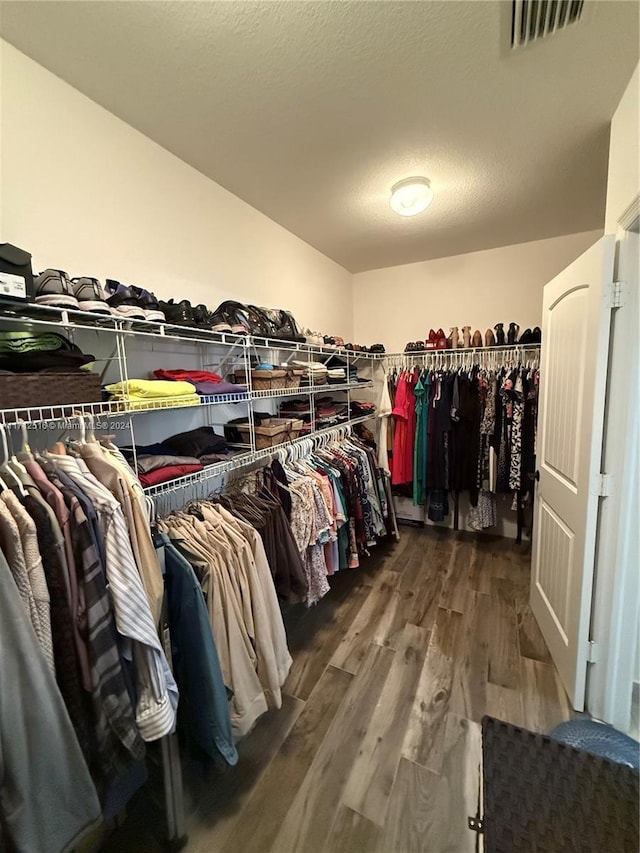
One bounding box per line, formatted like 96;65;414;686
0;2;638;852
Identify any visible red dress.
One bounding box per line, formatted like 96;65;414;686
391;370;418;485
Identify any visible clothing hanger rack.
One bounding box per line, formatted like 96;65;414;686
385;343;541;373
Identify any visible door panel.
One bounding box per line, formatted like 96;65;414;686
531;235;615;710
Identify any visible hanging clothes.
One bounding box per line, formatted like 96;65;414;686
413;372;429;506
0;548;102;853
387;355;540;535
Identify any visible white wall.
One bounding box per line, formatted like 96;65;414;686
352;231;602;353
605;63;639;233
0;41;353;338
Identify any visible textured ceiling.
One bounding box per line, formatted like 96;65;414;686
1;1;638;272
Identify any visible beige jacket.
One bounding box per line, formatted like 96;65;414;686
162;514;269;737
78;443;164;627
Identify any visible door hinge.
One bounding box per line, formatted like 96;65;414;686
468;816;484;834
592;473;614;497
587;640;599;664
605;280;624;309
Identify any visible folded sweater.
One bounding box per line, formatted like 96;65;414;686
106;379;197;399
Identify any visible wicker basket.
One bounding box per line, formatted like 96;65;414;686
238;417;303;449
251;369;288;391
0;371;103;416
285;368;304;389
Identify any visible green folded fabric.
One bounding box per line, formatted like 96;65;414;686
0;331;68;353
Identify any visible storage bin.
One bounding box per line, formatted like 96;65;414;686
250;369;288;391
285;368;305;389
0;370;103;417
237;417;303;449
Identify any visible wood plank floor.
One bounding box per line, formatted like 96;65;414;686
104;526;574;852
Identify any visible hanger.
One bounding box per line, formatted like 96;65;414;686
0;423;27;496
7;422;29;475
85;412;97;443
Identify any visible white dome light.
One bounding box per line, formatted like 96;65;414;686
390;176;434;217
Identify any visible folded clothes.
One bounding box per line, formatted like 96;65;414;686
153;369;223;383
0;331;75;354
350;401;376;417
162;426;227;458
195;380;248;396
0;331;95;372
139;464;203;488
106;379;197;399
134;454;201;474
292;360;328;372
198;452;234;466
121;442;173;459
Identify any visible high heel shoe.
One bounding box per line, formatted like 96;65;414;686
448;326;461;349
471;330;483;348
519;328;533;345
426;328;438;350
494;323;505;345
507;322;519;345
485;328;496;347
462;325;471;348
436;328;448;349
531;326;542;344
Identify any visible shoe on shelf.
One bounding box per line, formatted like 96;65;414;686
192;303;213;329
531;326;542;344
370;343;385;353
507;322;520;345
71;277;114;315
436;330;448;349
35;269;79;309
494;322;505;345
157;298;196;327
105;279;147;319
434;328;447;347
405;341;416;352
485;328;496;347
333;336;345;348
130;286;165;322
519;328;533;345
462;325;471;348
208;312;233;334
131;285;166;323
471;329;483;347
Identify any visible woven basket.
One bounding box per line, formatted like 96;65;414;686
251;369;288;391
0;371;102;416
238;417;303;449
285;368;304;389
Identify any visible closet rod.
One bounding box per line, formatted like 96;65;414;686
383;343;541;358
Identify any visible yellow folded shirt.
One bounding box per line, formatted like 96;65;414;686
106;379;197;399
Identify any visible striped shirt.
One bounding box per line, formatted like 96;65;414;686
43;466;145;780
47;451;178;741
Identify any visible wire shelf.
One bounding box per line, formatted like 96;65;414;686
0;303;381;356
248;380;372;398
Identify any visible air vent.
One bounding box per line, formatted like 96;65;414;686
511;0;585;48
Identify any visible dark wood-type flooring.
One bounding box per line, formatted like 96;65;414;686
104;526;573;853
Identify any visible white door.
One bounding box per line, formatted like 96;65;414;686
531;235;616;711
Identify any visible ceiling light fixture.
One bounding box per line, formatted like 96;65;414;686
389;176;433;217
